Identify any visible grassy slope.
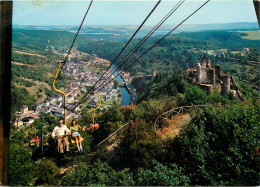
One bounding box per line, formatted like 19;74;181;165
235;30;260;40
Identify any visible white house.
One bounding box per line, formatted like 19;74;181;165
67;95;74;103
49;97;56;105
68;113;81;120
33;103;43;111
57;95;63;102
19;105;28;113
90;95;99;102
44;99;50;107
106;95;111;101
12;118;23;128
99;88;109;96
81;87;87;92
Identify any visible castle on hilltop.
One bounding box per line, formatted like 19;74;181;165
187;54;241;98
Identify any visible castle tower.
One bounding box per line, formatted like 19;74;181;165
222;74;230;93
196;63;202;84
152;67;156;77
212;69;216;85
200;54;211;68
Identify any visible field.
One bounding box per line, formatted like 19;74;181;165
236;30;260;40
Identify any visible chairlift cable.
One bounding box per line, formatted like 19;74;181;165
96;0;184;92
53;0;93;87
67;0;162;115
52;0;93;125
109;0;184;74
86;0;211;98
68;0;185;110
86;0;182;98
74;0;161;100
60;0;93;71
116;0;211;80
69;0;210;114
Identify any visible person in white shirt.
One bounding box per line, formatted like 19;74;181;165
52;119;70;153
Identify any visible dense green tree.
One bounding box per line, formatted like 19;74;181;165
8;143;35;186
163;104;260;185
136;161;190;186
133;98;177;123
91;104;125;146
35;159;60;185
184;86;207;105
62;160;190;186
33;113;57;129
137;70;188;102
114;79;119;88
10;83;36;118
116;119;160;168
206;88;232;105
62;161;135;186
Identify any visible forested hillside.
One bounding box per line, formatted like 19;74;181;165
11;30;69;118
13;30;75;51
177;30;260;49
13;29;260;76
77;29;260;76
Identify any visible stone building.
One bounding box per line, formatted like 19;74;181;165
187;54;239;96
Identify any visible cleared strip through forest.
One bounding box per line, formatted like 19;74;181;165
13;51;46;58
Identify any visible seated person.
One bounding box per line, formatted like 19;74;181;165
70;119;85;152
51;119;70;154
35;136;40;147
84;122;99;132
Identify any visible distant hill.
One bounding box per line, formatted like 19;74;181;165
175;30;260;49
13;22;259;41
12;29;76;50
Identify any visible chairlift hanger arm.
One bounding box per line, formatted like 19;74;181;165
92;92;101;132
52;61;67;125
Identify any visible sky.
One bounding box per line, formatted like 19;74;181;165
13;0;258;26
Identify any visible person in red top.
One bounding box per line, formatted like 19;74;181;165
35;136;40;147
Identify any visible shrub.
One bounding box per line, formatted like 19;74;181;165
8;143;35;186
116;119;160;168
62;160;189;186
35;159;60;185
136;160;190;186
62;161;134;186
184;86;207;105
165;104;260;185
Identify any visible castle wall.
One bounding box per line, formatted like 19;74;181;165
199;68;214;84
200;84;221;94
200;68;207;83
214;84;222;93
215;65;221;77
206;60;211;68
189;54;239;97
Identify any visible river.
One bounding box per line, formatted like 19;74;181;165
111;64;131;106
